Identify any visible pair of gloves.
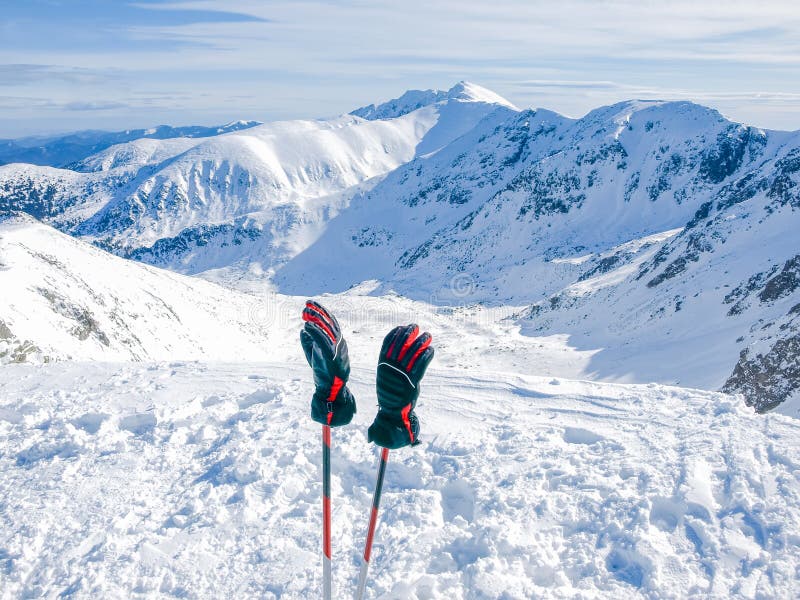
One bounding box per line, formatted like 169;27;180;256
300;300;434;448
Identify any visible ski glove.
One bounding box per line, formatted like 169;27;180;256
368;324;434;449
300;300;356;427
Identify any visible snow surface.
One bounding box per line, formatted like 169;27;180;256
1;362;798;599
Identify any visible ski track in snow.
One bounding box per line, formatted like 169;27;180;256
1;362;798;599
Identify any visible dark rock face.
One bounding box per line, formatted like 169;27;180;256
579;255;624;281
126;222;263;267
699;126;764;184
35;287;110;347
723;333;800;412
767;149;800;209
646;234;712;288
0;178;70;219
759;255;800;303
513;168;585;219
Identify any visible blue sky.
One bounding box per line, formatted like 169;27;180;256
1;0;800;136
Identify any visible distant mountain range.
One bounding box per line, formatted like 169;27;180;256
0;82;797;412
0;120;261;169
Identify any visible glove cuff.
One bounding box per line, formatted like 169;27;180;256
311;380;356;427
367;409;419;449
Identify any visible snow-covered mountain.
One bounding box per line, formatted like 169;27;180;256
1;82;798;412
0;83;512;288
351;80;516;120
276;98;800;411
0;120;261;169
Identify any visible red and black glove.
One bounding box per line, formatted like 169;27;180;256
368;324;434;449
300;300;356;427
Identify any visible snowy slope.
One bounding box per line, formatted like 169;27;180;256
0;214;594;379
1;361;798;598
278;100;780;299
512;128;800;411
0;214;290;362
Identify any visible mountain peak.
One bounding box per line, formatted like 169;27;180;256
445;81;516;109
351;81;516;120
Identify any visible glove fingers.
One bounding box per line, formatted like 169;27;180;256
380;325;404;361
303;321;335;358
395;324;420;362
386;324;417;362
400;331;431;372
310;301;342;334
302;306;337;343
304;300;341;339
408;346;434;382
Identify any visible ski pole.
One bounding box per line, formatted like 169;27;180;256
322;425;332;600
355;447;390;600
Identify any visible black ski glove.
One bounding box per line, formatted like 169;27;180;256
300;300;356;427
368;324;434;449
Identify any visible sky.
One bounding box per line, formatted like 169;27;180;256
1;0;800;137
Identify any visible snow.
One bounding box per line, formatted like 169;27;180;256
0;89;508;289
1;362;798;598
447;81;518;110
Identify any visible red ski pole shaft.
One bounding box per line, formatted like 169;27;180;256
322;425;332;600
355;447;390;600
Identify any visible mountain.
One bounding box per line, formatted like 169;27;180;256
0;84;512;290
0;121;262;169
1;83;798;411
275;99;800;411
351;80;517;120
0;213;287;362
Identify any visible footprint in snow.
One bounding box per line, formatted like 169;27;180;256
119;412;157;436
649;496;683;532
440;478;476;522
71;412;109;434
237;389;276;410
562;427;604;445
606;548;647;587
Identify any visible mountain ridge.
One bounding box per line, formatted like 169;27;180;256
1;82;798;412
